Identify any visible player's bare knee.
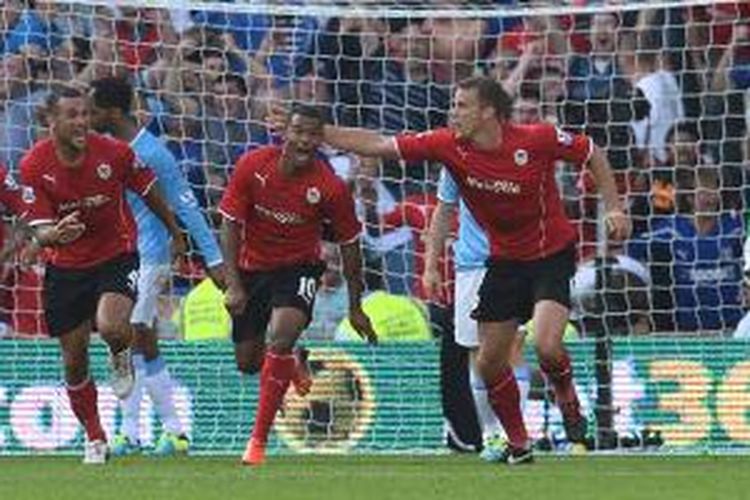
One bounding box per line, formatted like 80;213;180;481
98;318;131;348
268;335;296;354
535;337;560;361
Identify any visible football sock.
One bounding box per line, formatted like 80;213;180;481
67;377;106;442
250;352;296;444
144;356;183;436
120;354;146;443
486;366;529;449
539;349;581;422
469;362;503;439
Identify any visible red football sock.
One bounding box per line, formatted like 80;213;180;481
66;378;106;442
250;352;296;444
539;349;581;421
486;366;528;449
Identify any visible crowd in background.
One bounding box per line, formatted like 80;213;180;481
1;0;750;339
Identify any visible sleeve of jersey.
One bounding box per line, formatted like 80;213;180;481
154;153;224;267
124;148;158;195
0;167;30;217
218;159;251;223
437;168;459;204
547;124;593;167
325;183;361;244
19;157;55;226
394;129;452;164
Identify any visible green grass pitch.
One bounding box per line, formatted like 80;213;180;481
2;455;749;500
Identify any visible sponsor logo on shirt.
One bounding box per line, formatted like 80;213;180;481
689;265;737;283
59;194;111;212
254;203;305;225
96;163;112;180
466;175;520;195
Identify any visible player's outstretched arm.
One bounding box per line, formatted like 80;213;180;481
267;103;398;160
423;200;456;301
154;154;225;269
140;186;188;259
323;125;399;160
339;238;377;345
220;218;247;314
586;145;631;241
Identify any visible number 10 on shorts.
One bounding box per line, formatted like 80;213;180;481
297;277;316;304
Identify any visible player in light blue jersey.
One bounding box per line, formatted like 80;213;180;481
424;169;530;462
90;78;225;456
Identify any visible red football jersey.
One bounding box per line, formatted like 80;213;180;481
20;134;156;269
395;123;593;261
219;146;361;272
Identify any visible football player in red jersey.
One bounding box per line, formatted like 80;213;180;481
219;104;376;466
20;85;186;465
272;77;630;464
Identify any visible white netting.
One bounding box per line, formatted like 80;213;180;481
1;0;749;453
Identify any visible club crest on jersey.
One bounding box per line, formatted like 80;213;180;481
21;186;35;204
306;187;321;204
96;163;112;180
514;149;529;167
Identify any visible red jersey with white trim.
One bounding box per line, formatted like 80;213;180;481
219;145;361;272
395;122;593;261
20;134;156;269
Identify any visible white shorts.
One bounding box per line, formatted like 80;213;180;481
454;268;486;348
131;264;170;326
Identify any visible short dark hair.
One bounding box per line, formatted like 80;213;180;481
219;73;248;96
289;103;326;126
90;77;133;114
457;76;513;121
45;84;85;111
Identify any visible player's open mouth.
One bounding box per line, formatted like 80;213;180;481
295;151;312;162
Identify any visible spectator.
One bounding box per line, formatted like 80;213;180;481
192;7;317;95
358;17;449;294
204;73;256;172
0;0;54;57
0;49;47;172
565;12;637;172
294;15;386;126
627;167;744;334
623;12;685;165
571;251;652;337
114;7;178;71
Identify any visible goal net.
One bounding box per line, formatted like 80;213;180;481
0;0;749;455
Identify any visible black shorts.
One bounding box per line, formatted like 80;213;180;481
471;245;575;324
232;262;326;344
44;253;139;337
